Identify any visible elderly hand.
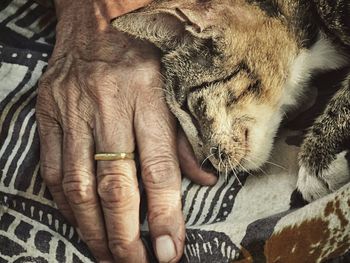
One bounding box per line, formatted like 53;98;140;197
36;0;216;262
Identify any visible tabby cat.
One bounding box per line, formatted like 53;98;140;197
112;0;350;203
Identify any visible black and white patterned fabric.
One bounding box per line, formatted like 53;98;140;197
0;1;95;262
1;1;350;262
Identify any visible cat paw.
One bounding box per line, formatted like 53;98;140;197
296;151;350;202
296;165;330;202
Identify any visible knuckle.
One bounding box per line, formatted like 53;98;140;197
142;157;179;187
38;72;54;90
62;172;96;206
57;202;72;213
148;209;171;224
41;165;62;187
36;83;51;100
36;86;61;125
148;208;180;228
97;174;138;209
108;240;135;259
84;236;107;247
177;231;186;244
36;91;55;117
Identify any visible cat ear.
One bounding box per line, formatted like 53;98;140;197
111;1;217;51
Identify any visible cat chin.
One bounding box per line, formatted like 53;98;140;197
241;139;274;172
238;104;282;172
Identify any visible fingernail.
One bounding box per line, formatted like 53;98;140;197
156;235;176;263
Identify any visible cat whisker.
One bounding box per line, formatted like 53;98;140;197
248;155;287;170
219;145;226;163
209;146;218;155
234;157;255;178
225;145;286;171
225;163;229;183
200;152;216;170
242;157;268;176
218;145;227;175
263;160;287;170
228;158;243;186
199;147;219;174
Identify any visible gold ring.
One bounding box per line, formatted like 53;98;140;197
94;152;135;161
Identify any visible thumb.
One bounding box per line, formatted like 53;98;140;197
178;128;218;186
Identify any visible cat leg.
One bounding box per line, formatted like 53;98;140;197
296;75;350;202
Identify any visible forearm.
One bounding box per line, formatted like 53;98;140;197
50;0;147;64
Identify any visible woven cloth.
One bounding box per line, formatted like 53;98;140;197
0;1;349;262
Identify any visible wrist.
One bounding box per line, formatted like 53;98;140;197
50;0;133;62
54;0;111;30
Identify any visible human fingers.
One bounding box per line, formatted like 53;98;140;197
36;88;77;225
62;122;113;262
135;87;185;263
94;109;148;262
177;128;218;186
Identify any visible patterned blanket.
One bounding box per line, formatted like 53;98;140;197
0;1;349;262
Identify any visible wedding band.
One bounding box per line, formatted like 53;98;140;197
94;152;135;161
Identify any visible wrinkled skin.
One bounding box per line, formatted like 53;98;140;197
36;0;217;262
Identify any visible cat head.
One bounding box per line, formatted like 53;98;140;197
112;0;304;172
